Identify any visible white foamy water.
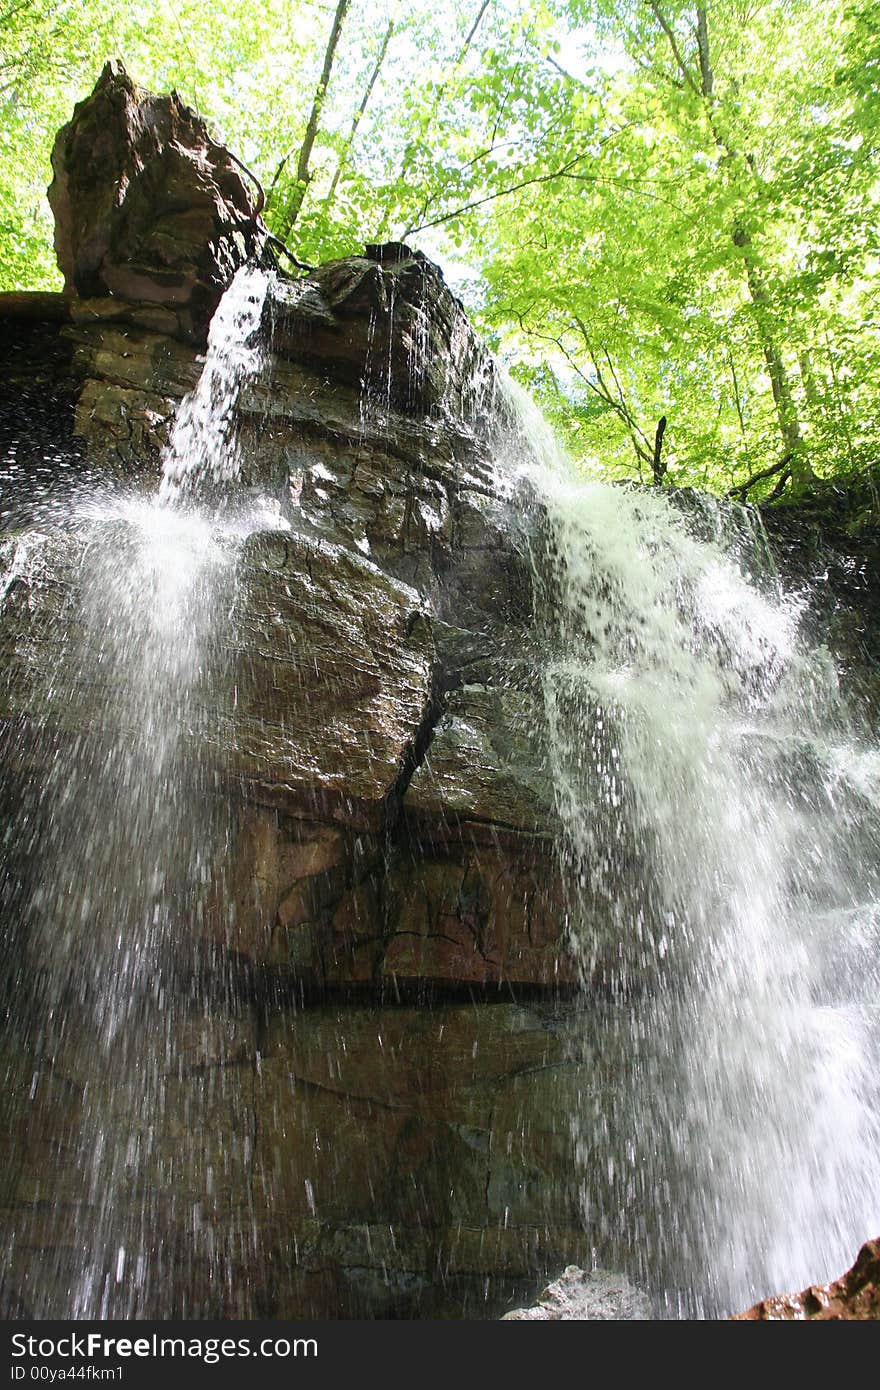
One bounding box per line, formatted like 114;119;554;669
1;267;276;1318
503;381;880;1315
159;264;271;503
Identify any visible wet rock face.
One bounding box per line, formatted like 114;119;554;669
0;72;585;1321
48;61;264;341
270;245;495;418
734;1238;880;1319
2;109;572;990
0;1001;593;1318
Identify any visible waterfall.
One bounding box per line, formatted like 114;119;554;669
159;265;271;504
4;257;880;1319
1;265;275;1317
504;383;880;1315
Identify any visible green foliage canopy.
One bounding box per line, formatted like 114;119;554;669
1;0;878;499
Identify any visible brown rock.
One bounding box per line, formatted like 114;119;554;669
269;246;497;419
227;530;434;823
0;527;434;831
734;1238;880;1319
382;844;578;989
48;61;264;341
403;684;555;839
502;1266;650;1319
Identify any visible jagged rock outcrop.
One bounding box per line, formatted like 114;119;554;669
734;1238;880;1320
0;71;586;1320
1;173;574;992
48;61;265;341
268;242;495;416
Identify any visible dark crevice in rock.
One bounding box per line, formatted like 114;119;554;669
381;676;447;839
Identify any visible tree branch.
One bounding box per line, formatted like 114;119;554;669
273;0;351;238
324;18;394;208
696;6;714;99
729;452;793;500
652;415;668;484
647;0;701;97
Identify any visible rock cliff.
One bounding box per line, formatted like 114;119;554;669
2;68;578;1000
0;65;584;1319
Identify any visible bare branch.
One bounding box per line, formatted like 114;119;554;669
652;414;668;484
459;0;492;60
545;52;590;89
324;18;395;207
729;452;793;500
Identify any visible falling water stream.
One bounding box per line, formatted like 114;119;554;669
505;387;880;1315
2;265;880;1318
2;266;280;1316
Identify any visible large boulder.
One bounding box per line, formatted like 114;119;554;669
47;61;265;341
269;242;496;418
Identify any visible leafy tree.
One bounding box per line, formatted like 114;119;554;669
471;1;880;496
1;0;877;500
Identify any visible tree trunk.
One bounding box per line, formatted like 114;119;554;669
652;5;815;489
733;226;813;486
652;415;668;485
324;20;394;210
274;0;351;240
653;414;664;486
696;7;713;98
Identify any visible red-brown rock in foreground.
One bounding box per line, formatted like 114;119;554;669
733;1238;880;1319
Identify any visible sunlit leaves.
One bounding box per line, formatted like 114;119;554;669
1;0;877;496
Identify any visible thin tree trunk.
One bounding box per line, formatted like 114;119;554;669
727;345;746;435
825;334;857;471
651;5;814;488
733;226;811;484
696;6;713;98
798;350;820;409
273;0;351;239
324;19;394;210
652;415;668;484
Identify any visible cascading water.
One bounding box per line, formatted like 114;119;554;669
160;266;271;505
3;248;880;1320
1;265;277;1316
504;385;880;1315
